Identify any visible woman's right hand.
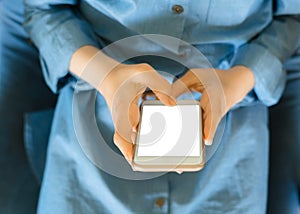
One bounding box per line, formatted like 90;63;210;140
70;46;175;164
98;63;176;163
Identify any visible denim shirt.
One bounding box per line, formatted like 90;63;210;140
24;0;300;105
22;0;300;213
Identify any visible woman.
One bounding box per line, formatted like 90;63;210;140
22;0;300;213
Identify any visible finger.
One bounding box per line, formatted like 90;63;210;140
200;92;209;141
114;132;135;163
152;89;176;106
171;70;204;98
111;98;135;143
200;90;221;146
137;71;176;106
131;132;137;144
203;115;211;145
171;74;193;99
129;94;142;132
111;79;144;142
200;91;209;111
202;107;221;146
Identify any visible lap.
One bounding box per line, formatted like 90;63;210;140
38;84;269;213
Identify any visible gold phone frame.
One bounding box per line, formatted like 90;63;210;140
132;100;205;172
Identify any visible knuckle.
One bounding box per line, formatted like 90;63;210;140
137;63;153;73
113;134;119;145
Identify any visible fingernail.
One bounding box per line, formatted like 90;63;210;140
168;97;177;106
132;126;137;132
126;154;133;164
131;132;137;144
204;139;212;146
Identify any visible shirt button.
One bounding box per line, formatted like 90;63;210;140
155;197;165;208
172;5;184;14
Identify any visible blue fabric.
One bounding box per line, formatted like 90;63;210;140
267;55;300;213
24;109;55;183
0;0;57;213
23;0;300;104
19;0;300;213
39;85;269;213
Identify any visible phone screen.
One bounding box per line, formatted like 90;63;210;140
136;104;201;157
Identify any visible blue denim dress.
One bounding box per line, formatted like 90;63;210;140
268;52;300;213
2;0;300;213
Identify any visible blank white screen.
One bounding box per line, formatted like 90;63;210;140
137;104;200;157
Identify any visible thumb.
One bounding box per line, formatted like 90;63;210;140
129;94;141;132
138;71;176;106
152;89;176;106
201;105;221;146
171;70;204;98
113;132;135;163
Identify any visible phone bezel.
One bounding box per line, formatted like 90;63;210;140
132;100;205;172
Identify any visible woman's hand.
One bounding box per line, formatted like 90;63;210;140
171;66;255;145
98;63;175;163
70;46;175;164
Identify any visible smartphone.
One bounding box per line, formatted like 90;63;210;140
132;100;205;172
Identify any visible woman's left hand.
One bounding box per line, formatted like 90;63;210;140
171;66;255;145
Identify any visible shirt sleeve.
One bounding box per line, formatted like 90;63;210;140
231;5;300;106
23;0;100;93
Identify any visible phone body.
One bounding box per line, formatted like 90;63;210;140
132;100;205;172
